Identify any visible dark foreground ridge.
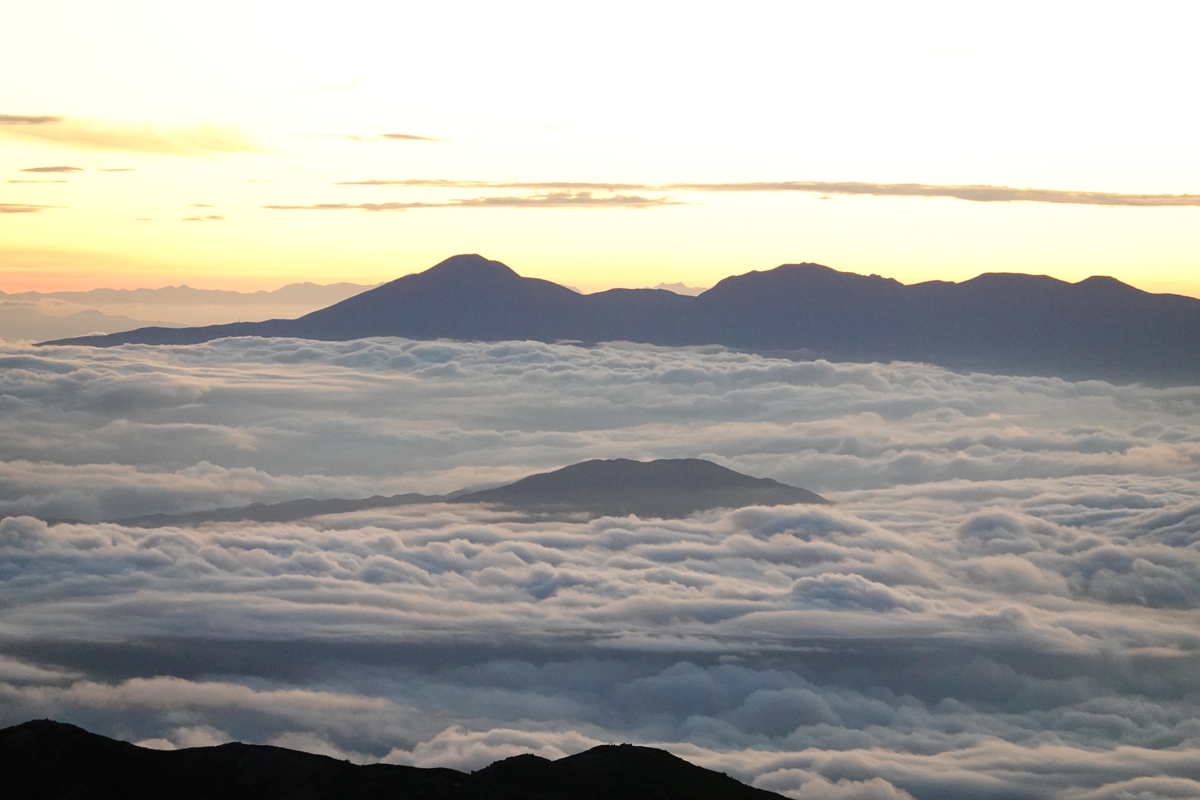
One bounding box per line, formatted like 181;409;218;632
1;719;786;800
114;458;828;527
42;253;1200;384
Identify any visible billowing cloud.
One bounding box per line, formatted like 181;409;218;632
0;115;267;155
2;338;1199;799
265;191;683;211
332;179;1200;208
19;166;83;173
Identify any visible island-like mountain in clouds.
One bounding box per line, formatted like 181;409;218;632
460;457;828;518
44;254;1200;384
1;719;786;800
110;458;828;527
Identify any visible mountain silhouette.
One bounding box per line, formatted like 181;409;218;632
0;719;786;800
109;458;827;527
455;458;828;518
41;254;1200;384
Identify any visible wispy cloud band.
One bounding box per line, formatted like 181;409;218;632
0;114;266;155
316;133;441;142
0;114;64;125
265;191;682;211
669;180;1200;207
0;203;59;214
333;178;1200;208
19;166;83;174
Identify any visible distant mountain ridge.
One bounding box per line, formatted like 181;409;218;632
3;281;377;340
3;281;376;306
0;303;182;342
0;719;786;800
110;458;828;527
42;254;1200;384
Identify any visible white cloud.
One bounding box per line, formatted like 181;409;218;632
2;337;1200;798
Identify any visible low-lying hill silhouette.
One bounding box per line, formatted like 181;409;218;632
0;719;786;800
459;457;828;518
43;254;1200;384
111;458;828;527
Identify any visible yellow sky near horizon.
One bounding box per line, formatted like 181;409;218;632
2;0;1198;296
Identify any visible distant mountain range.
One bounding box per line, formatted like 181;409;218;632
1;719;785;800
647;281;707;296
0;303;181;342
2;282;375;341
111;458;828;527
43;254;1200;384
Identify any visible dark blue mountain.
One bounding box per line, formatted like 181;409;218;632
42;254;1200;384
459;458;828;518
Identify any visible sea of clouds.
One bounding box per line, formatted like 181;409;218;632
1;337;1198;800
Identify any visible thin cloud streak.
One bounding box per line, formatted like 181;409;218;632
265;191;683;211
379;133;440;141
316;133;442;142
0;116;267;155
19;166;83;174
335;178;1200;208
0;203;59;214
336;180;650;190
669;181;1200;207
0;115;64;125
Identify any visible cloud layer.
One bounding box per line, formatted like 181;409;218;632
2;338;1199;800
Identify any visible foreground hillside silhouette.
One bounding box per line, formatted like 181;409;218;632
43;254;1200;384
113;458;828;527
1;720;786;800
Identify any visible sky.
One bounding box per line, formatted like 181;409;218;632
2;337;1199;799
2;0;1198;294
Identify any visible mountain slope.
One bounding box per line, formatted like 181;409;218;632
41;254;1200;384
0;719;785;800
